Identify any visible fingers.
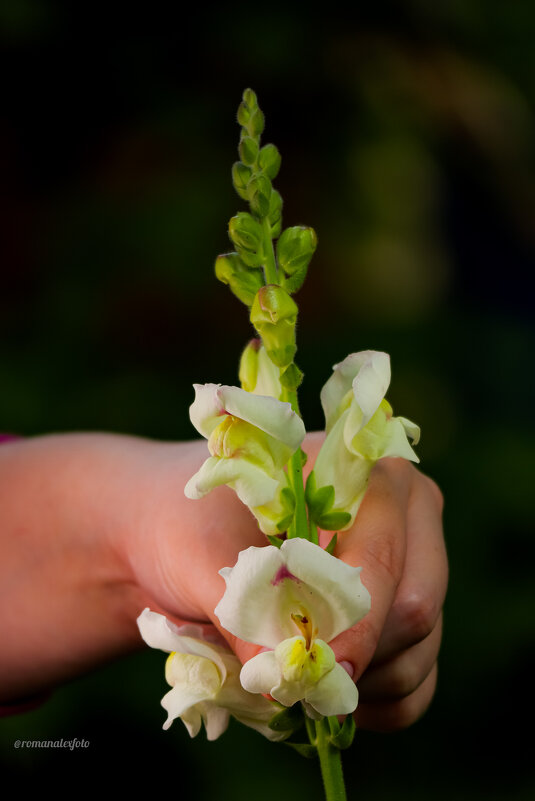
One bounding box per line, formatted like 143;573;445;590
355;662;438;733
371;470;447;663
330;458;412;680
358;614;442;702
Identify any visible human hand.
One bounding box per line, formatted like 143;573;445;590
123;432;447;733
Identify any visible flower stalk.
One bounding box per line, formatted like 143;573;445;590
314;719;348;801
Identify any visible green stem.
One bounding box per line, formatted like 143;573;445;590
282;387;309;540
315;719;347;801
261;216;279;285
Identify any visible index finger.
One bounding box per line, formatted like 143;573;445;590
329;458;412;680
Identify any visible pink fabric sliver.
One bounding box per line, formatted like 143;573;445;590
0;433;51;716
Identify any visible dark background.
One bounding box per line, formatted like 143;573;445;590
1;2;534;798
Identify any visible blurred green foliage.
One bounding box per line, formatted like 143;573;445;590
1;2;534;798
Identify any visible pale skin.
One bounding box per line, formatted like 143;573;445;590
0;432;447;732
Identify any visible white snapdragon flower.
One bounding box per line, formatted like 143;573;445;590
314;351;420;529
215;538;370;718
137;609;287;741
184;383;305;534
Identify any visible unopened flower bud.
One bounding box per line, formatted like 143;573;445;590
215;253;263;306
232;161;252;200
276;226;318;275
258;144;281;180
239;135;259;166
250;286;298;368
228;212;263;253
248;174;272;218
239;338;282;398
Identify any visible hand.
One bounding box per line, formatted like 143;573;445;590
127;432;447;733
0;431;447;735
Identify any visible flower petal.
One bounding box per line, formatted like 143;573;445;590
215;539;370;648
202;703;231;741
240;650;281;695
184;455;280;508
137;608;228;681
321;351;390;432
161;683;214;731
189;383;305;452
281;539;371;643
305;662;359;716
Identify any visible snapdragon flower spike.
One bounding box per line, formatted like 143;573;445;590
137;609;288;741
314;351;420;530
215;538;371;718
184;383;305;535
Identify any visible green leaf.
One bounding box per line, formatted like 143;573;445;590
276;515;294;533
268;705;303;731
280;362;304;391
285;742;317;760
305;472;337;522
329;714;356;750
317;511;352;531
267;534;284;548
282;265;308;295
325;533;337;555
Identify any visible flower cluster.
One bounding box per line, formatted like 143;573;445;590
137;91;420;782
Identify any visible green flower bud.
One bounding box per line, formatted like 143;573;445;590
215;253;263;306
232;161;252;200
248;107;265;138
239;338;283;397
228;212;263;253
248;174;272;218
258;143;281;180
238;338;261;393
276;226;318;275
250;285;298;368
239;135;259;166
242;88;258;110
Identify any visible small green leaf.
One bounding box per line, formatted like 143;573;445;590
325;533;338;555
280;362;304;391
328;716;341;737
268;705;303;731
285;742;317;760
276;515;294;533
267;534;284;548
317;511;352;530
329;714;356;750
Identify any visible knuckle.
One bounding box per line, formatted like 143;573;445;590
394;591;438;646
